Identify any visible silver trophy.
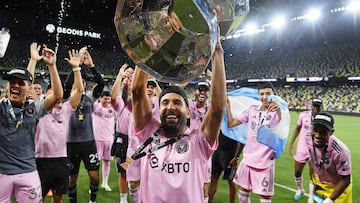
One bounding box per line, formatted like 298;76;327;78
207;0;250;36
114;0;218;83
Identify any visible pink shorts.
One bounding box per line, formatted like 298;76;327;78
0;170;42;203
95;140;114;161
233;161;275;196
294;149;310;163
127;159;141;182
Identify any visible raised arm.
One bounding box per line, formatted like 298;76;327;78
131;67;152;131
65;49;85;109
27;42;43;78
226;97;242;128
111;63;133;106
41;45;63;111
83;49;105;98
201;39;227;145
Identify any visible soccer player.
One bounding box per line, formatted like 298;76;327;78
188;81;212;203
0;44;63;203
307;112;352;203
64;47;105;203
288;98;322;200
208;130;243;203
226;82;281;203
92;90;116;192
130;37;226;202
111;64;134;203
35;48;84;203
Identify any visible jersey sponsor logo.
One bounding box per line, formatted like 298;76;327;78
161;162;190;174
150;154;159;168
176;140;189;154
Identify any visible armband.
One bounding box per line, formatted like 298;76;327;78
72;67;81;72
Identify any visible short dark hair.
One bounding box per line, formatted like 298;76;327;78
101;90;111;97
159;86;189;107
258;82;276;93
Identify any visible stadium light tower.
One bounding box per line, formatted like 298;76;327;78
305;9;322;21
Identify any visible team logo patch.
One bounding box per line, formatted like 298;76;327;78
150;154;159;168
108;109;113;113
176;140;189;154
266;115;272;120
24;105;35;117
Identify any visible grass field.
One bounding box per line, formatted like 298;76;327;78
42;111;360;203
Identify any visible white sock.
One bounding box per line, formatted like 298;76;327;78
102;174;109;186
260;199;271;203
309;181;314;200
120;193;128;203
203;196;209;203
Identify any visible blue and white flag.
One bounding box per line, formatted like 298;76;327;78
221;87;290;158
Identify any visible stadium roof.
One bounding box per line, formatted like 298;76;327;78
0;0;358;51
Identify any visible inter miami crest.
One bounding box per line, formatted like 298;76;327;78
175;140;189;154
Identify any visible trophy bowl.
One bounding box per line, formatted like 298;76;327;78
114;0;218;84
207;0;250;36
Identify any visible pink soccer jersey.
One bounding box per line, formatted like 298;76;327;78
294;110;313;162
238;105;280;169
136;118;217;203
307;135;351;185
35;101;74;158
127;96;160;181
92;100;115;142
114;96;132;135
188;100;208;130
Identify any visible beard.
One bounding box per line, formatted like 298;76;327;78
160;115;187;136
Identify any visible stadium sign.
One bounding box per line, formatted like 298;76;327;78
46;24;101;39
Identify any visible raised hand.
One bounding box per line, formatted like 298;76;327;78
65;48;85;68
41;45;56;67
83;48;95;68
29;42;43;61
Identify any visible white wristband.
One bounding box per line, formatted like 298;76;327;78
323;197;334;203
72;67;81;72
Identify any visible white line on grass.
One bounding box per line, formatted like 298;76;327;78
274;182;309;197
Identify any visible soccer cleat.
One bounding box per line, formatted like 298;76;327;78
293;189;305;201
101;183;112;192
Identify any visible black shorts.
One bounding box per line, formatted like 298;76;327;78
211;149;236;180
36;157;71;196
112;132;128;173
67;141;100;174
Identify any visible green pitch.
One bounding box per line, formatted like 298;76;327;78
41;112;359;203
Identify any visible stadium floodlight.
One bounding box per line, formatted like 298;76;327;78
304;9;322;21
271;16;286;29
347;1;360;12
244;23;257;32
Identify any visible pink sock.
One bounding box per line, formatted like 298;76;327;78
238;190;250;203
295;176;303;190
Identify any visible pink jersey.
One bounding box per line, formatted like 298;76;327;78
307;135;351;185
188;100;208;130
294;110;313;161
92;100;115;142
35;101;74;158
136;118;217;203
238;105;280;169
114;96;132;135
